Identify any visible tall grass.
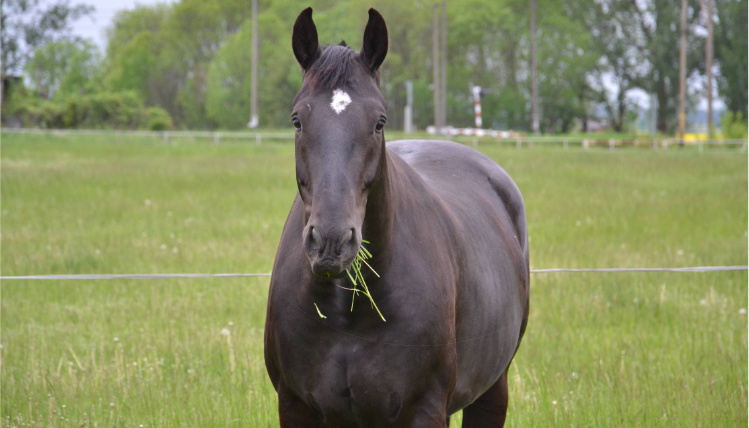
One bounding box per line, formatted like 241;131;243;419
1;132;746;427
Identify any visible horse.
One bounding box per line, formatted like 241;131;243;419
264;8;529;427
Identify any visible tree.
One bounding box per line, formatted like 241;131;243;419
447;0;528;129
205;22;254;129
713;0;747;119
1;0;94;77
104;4;175;115
535;0;599;133
24;39;100;99
446;0;594;133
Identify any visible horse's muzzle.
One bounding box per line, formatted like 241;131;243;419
303;225;360;278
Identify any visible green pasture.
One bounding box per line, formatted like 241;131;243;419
1;132;747;427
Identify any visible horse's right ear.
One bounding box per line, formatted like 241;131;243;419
292;7;321;71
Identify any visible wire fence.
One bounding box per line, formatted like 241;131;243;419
2;265;746;280
4;128;745;280
3;128;747;152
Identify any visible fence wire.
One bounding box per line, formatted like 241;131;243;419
1;265;745;280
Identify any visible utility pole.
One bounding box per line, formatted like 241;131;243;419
677;0;688;146
700;0;714;137
440;0;448;128
248;0;259;129
432;4;442;130
404;80;413;133
530;0;539;135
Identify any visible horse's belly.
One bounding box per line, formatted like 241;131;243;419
449;272;525;412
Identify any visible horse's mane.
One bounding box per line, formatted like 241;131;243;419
305;42;359;91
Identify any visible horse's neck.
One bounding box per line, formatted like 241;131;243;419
361;148;399;264
361;147;423;269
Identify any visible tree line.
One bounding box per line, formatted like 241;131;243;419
2;0;746;135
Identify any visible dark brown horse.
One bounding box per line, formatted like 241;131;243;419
264;8;529;427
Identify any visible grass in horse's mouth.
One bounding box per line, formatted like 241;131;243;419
340;240;386;322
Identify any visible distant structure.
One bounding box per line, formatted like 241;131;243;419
248;0;259;129
428;86;523;138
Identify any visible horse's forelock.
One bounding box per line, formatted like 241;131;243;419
304;45;362;91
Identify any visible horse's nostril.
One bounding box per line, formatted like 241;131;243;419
336;228;355;256
306;225;322;252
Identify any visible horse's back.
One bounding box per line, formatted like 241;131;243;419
388;139;529;411
388;139;527;255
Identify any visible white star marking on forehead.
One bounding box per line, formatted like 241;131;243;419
330;89;352;114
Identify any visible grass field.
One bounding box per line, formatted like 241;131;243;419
1;131;747;427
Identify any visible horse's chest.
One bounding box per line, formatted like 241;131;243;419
278;338;441;424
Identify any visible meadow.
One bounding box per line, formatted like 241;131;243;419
1;131;747;427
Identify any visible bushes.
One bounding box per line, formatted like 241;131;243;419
720;111;748;139
2;90;173;130
144;107;173;131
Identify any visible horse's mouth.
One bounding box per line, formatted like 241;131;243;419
309;255;356;280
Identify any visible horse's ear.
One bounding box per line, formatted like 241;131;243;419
360;8;388;72
292;7;321;71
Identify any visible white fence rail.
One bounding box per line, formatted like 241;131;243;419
1;128;294;144
2;128;747;152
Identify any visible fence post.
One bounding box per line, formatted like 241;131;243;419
583;139;589;150
563;139;568;149
609;139;615;151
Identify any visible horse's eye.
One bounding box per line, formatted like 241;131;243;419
292;117;302;131
375;119;385;133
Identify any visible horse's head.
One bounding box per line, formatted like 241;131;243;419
291;8;388;279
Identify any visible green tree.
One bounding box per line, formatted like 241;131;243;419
535;0;598;132
104;5;172;111
24;39;100;99
106;32;157;100
205;23;253;129
596;0;704;133
445;0;595;133
1;0;94;76
713;0;747;119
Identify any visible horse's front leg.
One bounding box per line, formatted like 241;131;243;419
277;383;327;428
409;406;450;428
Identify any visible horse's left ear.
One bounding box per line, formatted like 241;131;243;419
360;8;388;72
